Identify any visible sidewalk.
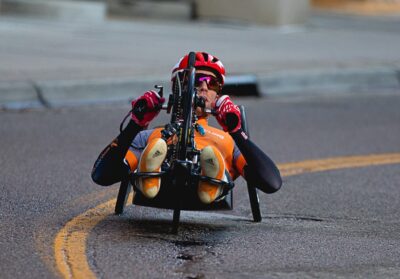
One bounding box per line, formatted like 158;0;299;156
1;10;400;108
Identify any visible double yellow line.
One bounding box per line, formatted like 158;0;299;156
53;153;400;279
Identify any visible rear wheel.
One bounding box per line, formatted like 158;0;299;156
239;105;262;222
172;209;180;233
115;176;132;215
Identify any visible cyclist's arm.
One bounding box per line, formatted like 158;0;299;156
231;129;282;193
91;120;143;186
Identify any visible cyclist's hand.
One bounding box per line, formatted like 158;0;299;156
214;95;241;133
131;90;165;127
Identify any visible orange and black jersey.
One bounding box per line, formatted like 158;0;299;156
92;118;282;194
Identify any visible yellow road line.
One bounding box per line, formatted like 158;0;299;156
279;153;400;177
53;153;400;279
54;196;131;279
54;202;108;279
35;188;117;277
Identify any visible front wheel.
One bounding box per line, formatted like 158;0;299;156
171;51;196;231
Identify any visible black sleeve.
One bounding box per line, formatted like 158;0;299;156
91;120;143;186
230;129;282;194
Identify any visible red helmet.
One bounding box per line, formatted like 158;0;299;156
172;52;226;85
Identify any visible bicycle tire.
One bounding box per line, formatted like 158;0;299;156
115;176;131;215
172;51;196;231
177;51;196;160
239;105;262;222
172;208;180;233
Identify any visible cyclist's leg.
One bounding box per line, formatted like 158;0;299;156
198;145;227;204
137;138;167;198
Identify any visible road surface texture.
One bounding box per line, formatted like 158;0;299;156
1;90;400;278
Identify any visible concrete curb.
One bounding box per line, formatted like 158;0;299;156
1;67;399;109
259;67;400;96
0;0;105;21
37;77;161;108
0;81;43;109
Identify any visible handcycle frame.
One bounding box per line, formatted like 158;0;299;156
115;52;262;231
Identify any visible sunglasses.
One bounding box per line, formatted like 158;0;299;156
194;74;221;92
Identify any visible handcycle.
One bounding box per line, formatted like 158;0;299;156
115;52;262;232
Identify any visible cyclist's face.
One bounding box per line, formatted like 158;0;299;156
195;70;219;116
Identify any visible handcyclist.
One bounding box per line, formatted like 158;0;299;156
91;52;282;204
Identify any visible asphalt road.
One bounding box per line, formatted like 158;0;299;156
1;91;400;278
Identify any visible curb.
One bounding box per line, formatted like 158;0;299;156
0;81;42;109
0;0;105;22
258;67;400;96
1;67;399;109
37;77;161;108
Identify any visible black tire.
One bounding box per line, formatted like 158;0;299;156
172;208;181;233
239;105;262;222
115;176;132;215
188;51;196;67
172;51;196;231
247;184;262;222
178;51;196;160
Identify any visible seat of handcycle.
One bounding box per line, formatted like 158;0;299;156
131;175;233;211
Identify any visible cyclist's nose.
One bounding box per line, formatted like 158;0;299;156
197;81;208;93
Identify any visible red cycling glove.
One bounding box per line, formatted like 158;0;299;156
131;90;165;127
214;95;241;133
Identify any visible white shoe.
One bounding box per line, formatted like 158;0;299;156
137;138;167;198
198;146;226;204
